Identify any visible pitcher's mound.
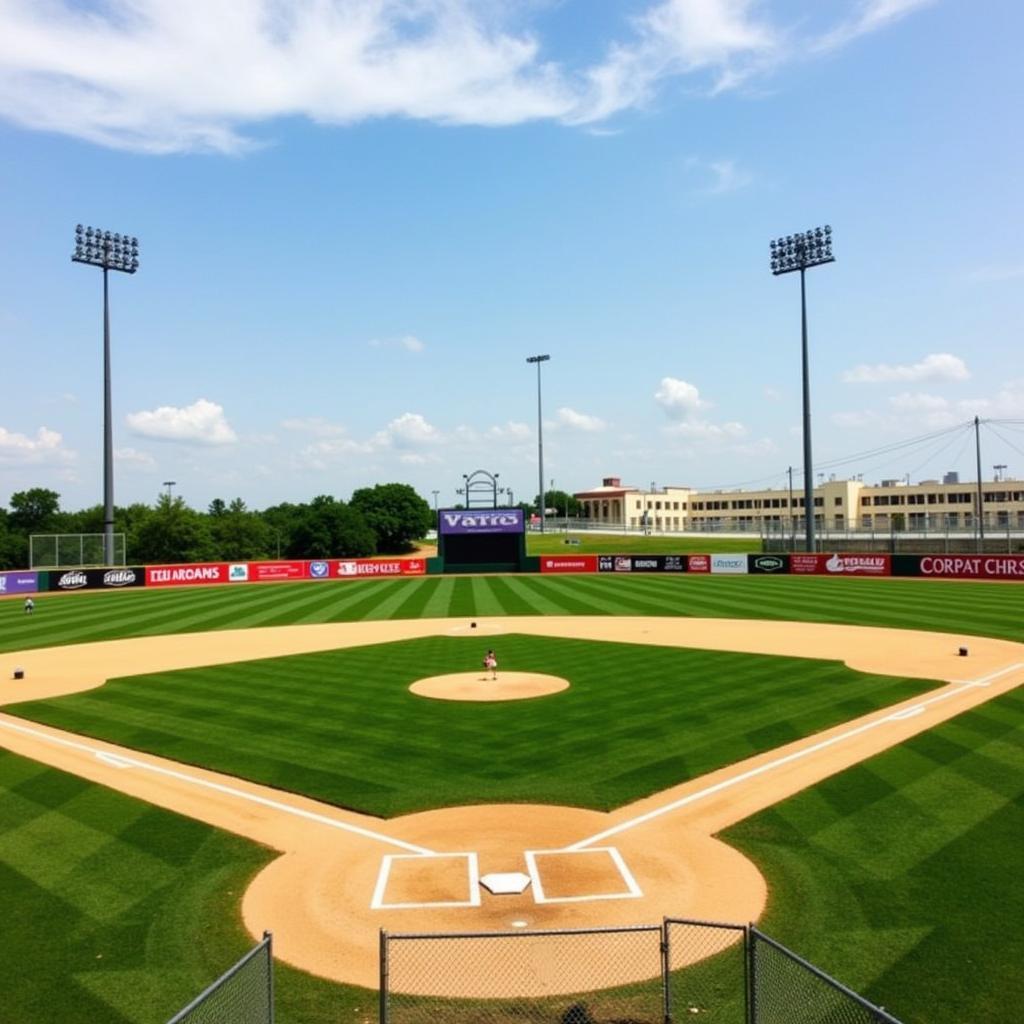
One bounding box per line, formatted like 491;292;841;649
410;672;569;702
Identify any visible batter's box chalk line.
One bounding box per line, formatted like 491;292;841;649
525;846;643;904
371;852;481;910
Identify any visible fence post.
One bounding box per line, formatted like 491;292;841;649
660;919;672;1024
746;926;757;1024
263;932;274;1023
379;930;389;1024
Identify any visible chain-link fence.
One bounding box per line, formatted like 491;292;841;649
30;532;126;567
382;921;902;1024
748;928;901;1024
166;932;274;1024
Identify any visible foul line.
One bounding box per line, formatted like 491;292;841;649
0;716;433;856
568;664;1024;851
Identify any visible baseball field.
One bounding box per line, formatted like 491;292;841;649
2;572;1023;1023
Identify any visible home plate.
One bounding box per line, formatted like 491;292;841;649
480;872;532;895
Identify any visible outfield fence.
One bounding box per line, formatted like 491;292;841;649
166;932;273;1024
380;919;901;1024
29;532;125;568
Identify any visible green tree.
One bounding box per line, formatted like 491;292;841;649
349;483;432;552
132;495;216;564
287;496;376;558
8;488;61;533
210;498;271;561
534;489;580;518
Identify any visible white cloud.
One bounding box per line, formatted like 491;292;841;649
487;421;532;442
842;353;969;384
381;412;442;448
0;425;75;465
655;377;709;418
126;398;238;445
114;446;157;469
814;0;937;52
555;407;606;432
683;155;753;196
0;1;937;153
654;376;748;442
368;334;426;353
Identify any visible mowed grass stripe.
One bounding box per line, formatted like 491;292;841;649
9;635;939;816
0;749;359;1024
724;687;1024;1024
7;575;1024;656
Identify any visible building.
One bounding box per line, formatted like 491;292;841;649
575;476;1024;533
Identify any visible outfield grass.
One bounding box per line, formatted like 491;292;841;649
4;572;1024;657
724;685;1024;1024
5;634;936;816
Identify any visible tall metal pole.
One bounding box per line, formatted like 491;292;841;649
73;224;139;568
770;226;832;554
799;267;815;552
527;355;550;533
102;263;114;565
975;415;985;551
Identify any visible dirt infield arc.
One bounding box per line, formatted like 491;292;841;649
1;616;1023;994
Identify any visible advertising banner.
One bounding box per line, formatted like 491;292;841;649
791;553;891;576
248;561;306;582
539;555;598;574
331;558;427;578
688;554;710;573
596;555;687;573
748;554;789;574
904;554;1024;580
0;570;39;595
146;563;229;587
47;567;145;591
439;509;525;535
710;554;749;575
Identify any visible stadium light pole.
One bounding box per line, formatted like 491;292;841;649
73;224;139;566
526;354;550;533
163;480;176;501
770;225;834;553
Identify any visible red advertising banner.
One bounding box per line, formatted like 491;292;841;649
791;553;891;576
539;555;598;574
918;555;1024;579
330;558;427;578
688;554;710;574
248;561;306;581
146;563;230;587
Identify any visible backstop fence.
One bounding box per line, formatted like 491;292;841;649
166;932;273;1024
29;532;126;568
380;919;902;1024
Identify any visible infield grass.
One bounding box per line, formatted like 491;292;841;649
5;634;938;815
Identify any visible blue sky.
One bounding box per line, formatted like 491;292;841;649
1;0;1022;512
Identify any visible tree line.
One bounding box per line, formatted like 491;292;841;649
0;484;435;569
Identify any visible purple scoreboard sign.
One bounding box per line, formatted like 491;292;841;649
439;509;525;535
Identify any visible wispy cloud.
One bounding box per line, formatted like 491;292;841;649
813;0;938;53
126;398;238;445
842;353;969;384
114;446;157;469
684;156;753;195
369;334;426;353
555;407;606;432
0;425;76;465
654;376;746;441
0;1;937;153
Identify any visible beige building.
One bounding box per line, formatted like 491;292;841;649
575;476;1024;533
